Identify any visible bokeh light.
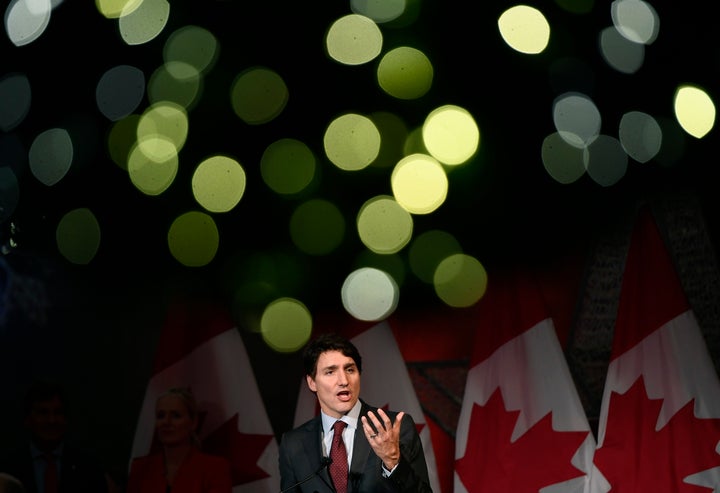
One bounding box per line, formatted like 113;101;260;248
118;0;169;45
5;0;52;47
0;73;31;131
433;253;488;308
260;298;313;353
230;67;288;125
56;208;101;265
324;113;381;171
377;46;433;100
541;132;587;184
553;92;601;148
618;111;662;163
498;5;551;55
96;65;146;121
192;155;246;213
391;153;448;214
422;105;479;165
584;135;628;187
674;85;715;139
357;196;413;254
326;14;383;66
261;138;317;195
29;128;73;186
341;267;399;321
611;0;659;45
167;211;219;267
408;230;462;284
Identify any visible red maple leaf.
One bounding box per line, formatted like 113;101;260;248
201;413;273;486
593;376;720;492
455;388;589;492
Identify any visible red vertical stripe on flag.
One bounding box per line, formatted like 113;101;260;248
612;208;689;357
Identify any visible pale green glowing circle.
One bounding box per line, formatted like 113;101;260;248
137;101;188;154
377;46;433;100
324;113;381;170
192;155;246;213
498;5;550;55
261;298;313;353
127;137;178;196
326;14;383;66
391;153;447;214
118;0;169;45
341;267;399;321
357;196;413;254
56;208;101;265
422;105;479;165
167;211;219;267
434;253;488;307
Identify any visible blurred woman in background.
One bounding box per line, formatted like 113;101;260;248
127;388;231;493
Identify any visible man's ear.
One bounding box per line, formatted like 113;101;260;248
306;374;317;392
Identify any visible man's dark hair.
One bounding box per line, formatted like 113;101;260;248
302;333;362;378
23;379;65;416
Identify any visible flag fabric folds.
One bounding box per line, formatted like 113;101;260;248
130;299;280;493
589;208;720;493
454;269;595;493
293;321;442;493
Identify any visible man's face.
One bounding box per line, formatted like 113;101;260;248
307;349;360;418
25;396;67;448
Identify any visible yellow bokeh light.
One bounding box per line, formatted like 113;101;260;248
324;113;381;170
326;14;383;66
434;253;488;307
498;5;551;55
674;85;715;139
357;196;413;254
377;46;433;100
192;155;246;213
422;105;479;165
391;153;448;214
167;211;219;267
261;298;313;353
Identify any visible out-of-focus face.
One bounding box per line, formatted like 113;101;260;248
155;394;197;447
25;396;67;449
306;349;360;418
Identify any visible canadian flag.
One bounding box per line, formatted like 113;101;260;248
589;208;720;492
454;269;596;493
130;299;281;493
293;321;442;493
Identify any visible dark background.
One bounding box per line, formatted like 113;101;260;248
2;0;720;489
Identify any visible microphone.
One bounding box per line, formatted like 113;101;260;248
279;457;333;493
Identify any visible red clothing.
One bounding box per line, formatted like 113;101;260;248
128;448;232;493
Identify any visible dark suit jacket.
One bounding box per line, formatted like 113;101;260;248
278;400;432;493
0;442;108;493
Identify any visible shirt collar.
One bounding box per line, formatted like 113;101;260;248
321;399;362;434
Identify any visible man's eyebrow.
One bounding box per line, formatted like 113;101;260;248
320;364;339;372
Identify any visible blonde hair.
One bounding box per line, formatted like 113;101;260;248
156;386;201;447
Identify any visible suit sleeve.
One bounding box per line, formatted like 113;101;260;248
385;413;433;493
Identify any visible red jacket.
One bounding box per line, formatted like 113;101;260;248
128;448;231;493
